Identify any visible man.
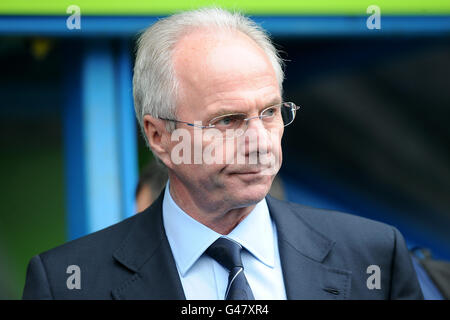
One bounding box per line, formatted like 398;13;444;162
23;7;423;300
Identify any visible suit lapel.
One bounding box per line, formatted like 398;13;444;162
111;190;186;300
266;196;352;299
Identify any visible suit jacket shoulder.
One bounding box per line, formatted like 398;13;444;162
23;209;141;299
23;194;185;300
266;196;424;299
283;199;397;251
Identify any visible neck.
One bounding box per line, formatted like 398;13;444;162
168;176;256;235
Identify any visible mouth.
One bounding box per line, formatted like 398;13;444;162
231;170;260;174
229;165;263;174
227;164;279;178
227;167;263;175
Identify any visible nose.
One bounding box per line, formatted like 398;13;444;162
245;115;267;135
240;116;272;160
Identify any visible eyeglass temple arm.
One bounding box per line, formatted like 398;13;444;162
158;117;211;129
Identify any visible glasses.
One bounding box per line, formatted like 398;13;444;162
159;102;300;139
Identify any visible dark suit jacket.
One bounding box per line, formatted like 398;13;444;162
22;192;423;299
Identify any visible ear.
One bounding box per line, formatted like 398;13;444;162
143;114;172;167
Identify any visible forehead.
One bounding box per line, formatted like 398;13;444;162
172;28;280;115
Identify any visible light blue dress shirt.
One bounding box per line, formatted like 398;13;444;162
162;181;287;300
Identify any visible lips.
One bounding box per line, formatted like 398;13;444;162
227;167;263;175
232;170;260;174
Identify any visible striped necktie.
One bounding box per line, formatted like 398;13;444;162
206;237;255;300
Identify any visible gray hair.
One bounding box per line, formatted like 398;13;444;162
133;7;285;148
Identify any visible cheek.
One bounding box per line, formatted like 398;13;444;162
270;128;283;158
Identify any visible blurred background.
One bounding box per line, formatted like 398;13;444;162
0;1;449;299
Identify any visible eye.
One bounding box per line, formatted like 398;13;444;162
210;114;245;129
262;107;278;118
218;116;234;126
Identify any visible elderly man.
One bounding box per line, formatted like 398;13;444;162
23;7;423;300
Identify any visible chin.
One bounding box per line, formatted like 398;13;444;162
227;181;271;208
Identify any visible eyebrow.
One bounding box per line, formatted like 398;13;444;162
264;97;283;108
207;97;282;120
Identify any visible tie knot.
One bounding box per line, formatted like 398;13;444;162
206;237;243;271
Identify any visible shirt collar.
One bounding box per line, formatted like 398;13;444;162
162;181;275;276
227;198;275;269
